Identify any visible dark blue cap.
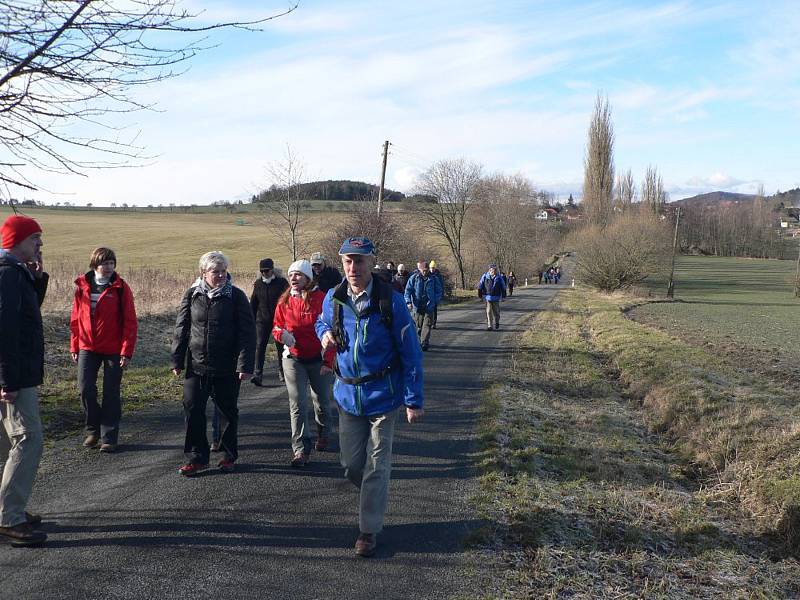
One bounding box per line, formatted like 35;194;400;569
338;236;375;255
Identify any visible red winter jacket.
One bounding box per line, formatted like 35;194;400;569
70;273;138;357
272;289;333;367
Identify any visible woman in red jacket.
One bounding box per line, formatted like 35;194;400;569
70;247;138;452
272;259;334;467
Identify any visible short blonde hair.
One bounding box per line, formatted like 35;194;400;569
199;251;229;273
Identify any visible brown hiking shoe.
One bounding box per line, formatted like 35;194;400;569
83;434;99;448
354;532;377;557
0;522;47;547
314;436;329;452
99;443;117;453
290;451;309;468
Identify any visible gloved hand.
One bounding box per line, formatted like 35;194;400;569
280;330;296;348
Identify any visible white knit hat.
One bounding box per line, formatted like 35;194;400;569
288;259;313;280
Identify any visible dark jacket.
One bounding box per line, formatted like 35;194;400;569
316;265;343;293
249;275;288;324
171;279;256;377
0;251;48;392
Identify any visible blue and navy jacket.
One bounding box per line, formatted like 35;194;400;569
478;272;507;302
404;270;443;314
315;277;424;416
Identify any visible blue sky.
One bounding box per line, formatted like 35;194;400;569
28;0;800;206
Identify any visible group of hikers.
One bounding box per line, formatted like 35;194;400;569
0;212;531;556
539;265;562;284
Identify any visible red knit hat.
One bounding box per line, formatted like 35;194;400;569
1;215;42;249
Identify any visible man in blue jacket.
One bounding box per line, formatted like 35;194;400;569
316;236;424;557
404;260;443;351
478;263;507;330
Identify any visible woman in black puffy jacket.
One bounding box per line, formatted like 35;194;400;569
170;251;256;477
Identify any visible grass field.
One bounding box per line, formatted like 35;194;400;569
631;256;800;384
476;284;800;597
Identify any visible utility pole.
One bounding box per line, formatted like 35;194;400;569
667;207;681;298
377;140;389;216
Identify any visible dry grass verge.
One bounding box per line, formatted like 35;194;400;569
474;287;800;598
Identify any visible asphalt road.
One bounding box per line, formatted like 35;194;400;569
1;283;560;600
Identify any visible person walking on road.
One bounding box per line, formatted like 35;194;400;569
249;258;288;387
171;251;256;476
272;260;335;467
310;252;343;292
404;260;443;351
428;259;443;328
70;247;138;453
478;263;507;330
0;215;48;547
316;236;424;558
506;270;517;297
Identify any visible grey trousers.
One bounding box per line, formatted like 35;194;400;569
78;350;123;444
282;356;333;455
485;301;501;328
338;406;399;534
414;310;433;347
0;387;43;527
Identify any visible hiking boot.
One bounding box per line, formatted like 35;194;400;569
218;458;235;473
210;441;222;452
25;512;42;527
178;462;209;477
0;522;47;547
314;436;329;452
250;377;263;387
290;451;309;468
495;324;500;330
421;344;429;352
354;532;377;557
486;326;492;331
99;443;117;453
83;434;99;448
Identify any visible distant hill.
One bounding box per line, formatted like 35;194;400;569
672;191;757;208
674;188;800;209
252;179;408;203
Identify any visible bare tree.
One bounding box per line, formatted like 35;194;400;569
474;173;538;273
574;212;671;292
260;145;308;261
614;168;636;212
415;158;482;288
0;0;297;195
582;93;615;227
640;165;665;215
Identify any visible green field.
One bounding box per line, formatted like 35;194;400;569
631;256;800;376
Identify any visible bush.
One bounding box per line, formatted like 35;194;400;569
574;213;671;292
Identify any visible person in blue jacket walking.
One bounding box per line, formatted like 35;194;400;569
316;236;424;558
478;263;507;330
404;260;443;351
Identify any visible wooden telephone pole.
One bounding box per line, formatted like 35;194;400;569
666;207;681;299
377;140;389;216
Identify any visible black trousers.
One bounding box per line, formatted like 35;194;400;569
78;350;123;444
254;320;284;380
183;373;240;464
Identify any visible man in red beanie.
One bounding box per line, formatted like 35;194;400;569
0;214;48;547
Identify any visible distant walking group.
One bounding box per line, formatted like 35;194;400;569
0;213;429;557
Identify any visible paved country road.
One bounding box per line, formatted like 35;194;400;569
2;284;561;600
